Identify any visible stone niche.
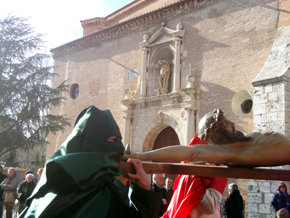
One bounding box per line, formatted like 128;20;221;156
140;22;185;98
122;23;200;153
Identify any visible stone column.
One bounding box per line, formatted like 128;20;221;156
140;46;149;98
185;107;195;144
123;115;132;146
173;37;181;92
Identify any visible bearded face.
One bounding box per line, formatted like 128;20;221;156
198;109;249;145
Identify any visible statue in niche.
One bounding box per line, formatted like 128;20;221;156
156;60;170;95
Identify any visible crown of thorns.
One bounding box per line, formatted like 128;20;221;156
198;109;226;142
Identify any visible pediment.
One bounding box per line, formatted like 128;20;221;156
148;27;175;45
141;24;184;47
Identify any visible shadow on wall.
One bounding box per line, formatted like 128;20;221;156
198;81;250;133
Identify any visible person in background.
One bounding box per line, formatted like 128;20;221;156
276;207;290;218
0;165;7;217
18;173;37;214
165;177;173;204
224;183;244;218
271;183;290;215
152;173;168;216
276;208;290;218
0;168;19;218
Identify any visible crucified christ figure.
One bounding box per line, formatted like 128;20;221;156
124;109;290;167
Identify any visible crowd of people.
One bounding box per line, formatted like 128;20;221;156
0;166;43;218
0;106;288;218
151;174;173;216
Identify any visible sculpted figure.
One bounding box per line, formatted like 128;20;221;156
124;76;142;100
157;60;170;95
125;109;290;167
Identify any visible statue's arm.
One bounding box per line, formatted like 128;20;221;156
126;145;196;162
125;144;235;164
124;132;290;167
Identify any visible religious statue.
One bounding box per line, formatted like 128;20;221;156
124;109;290;167
157;60;170;95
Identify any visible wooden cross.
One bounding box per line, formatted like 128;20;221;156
120;162;290;181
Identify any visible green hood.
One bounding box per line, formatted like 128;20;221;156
20;106;127;218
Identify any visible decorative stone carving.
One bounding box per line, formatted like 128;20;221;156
186;74;197;88
157;111;164;124
156;60;171;95
143;33;150;42
176;23;183;30
161;22;167;27
124;76;142;100
140;23;184;97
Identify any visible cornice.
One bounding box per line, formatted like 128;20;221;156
81;0;151;27
51;0;220;58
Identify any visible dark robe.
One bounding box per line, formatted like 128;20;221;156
225;190;244;218
271;190;290;212
18;181;37;203
166;188;173;205
152;183;168;216
0;172;7;201
19;106;161;218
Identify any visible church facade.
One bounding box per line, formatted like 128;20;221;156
48;0;290;217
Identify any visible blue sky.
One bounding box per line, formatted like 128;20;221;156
0;0;133;52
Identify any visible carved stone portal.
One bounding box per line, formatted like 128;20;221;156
140;23;184;97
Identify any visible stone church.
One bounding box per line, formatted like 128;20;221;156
47;0;290;217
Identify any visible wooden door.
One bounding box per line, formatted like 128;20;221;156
153;127;180;150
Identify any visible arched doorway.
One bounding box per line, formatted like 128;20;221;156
153;126;180;150
152;126;179;194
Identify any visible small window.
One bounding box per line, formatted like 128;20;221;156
70;83;79;99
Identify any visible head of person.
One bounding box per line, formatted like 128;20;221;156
25;170;33;176
228;183;239;195
198;109;249;144
278;182;287;193
153;174;165;187
46;106;125;183
165;178;173;189
25;173;35;183
67;106;124;154
8;168;16;178
276;208;290;218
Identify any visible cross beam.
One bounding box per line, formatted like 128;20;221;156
120;162;290;181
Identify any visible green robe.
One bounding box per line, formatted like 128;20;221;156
19;106;161;218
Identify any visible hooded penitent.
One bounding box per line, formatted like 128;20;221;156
19;106;127;218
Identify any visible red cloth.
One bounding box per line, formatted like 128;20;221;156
162;134;228;218
188;134;208;147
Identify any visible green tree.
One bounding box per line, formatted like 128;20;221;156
0;15;70;160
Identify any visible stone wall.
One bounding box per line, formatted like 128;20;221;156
250;80;286;218
251;22;290;217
